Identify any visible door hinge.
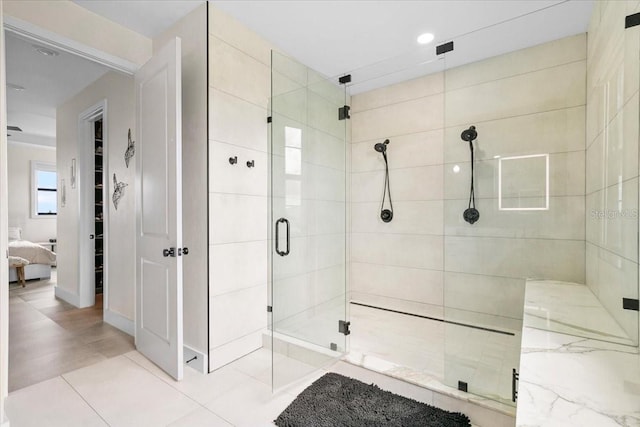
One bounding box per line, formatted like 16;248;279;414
267;116;272;123
267;305;272;313
512;368;519;402
623;298;639;311
339;320;351;336
338;105;350;121
626;12;640;29
338;74;351;84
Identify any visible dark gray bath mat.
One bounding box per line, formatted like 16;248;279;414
275;372;471;427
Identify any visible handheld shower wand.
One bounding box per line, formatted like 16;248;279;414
374;139;393;222
461;126;479;225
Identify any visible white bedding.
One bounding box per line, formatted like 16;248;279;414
8;240;56;265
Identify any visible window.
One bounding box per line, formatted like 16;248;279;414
32;161;57;217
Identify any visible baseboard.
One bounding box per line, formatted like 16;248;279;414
54;285;80;307
104;309;134;336
183;345;208;374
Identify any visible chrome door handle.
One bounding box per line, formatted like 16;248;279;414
275;218;290;256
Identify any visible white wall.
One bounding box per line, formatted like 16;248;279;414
154;3;209;361
56;71;135;328
208;5;272;370
7;142;56;242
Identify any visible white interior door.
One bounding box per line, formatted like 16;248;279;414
135;37;183;380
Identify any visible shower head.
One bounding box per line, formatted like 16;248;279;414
374;139;390;153
461;126;477;142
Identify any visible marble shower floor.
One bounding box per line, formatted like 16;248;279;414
348;304;521;412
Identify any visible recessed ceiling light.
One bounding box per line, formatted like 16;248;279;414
33;45;59;57
6;83;25;91
417;33;435;45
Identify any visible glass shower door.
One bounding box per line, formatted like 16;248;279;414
269;51;348;390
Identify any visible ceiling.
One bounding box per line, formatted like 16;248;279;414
211;0;594;93
5;32;110;147
5;0;595;148
72;0;205;38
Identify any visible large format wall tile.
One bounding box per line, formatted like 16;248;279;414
445;34;586;92
445;60;585;127
209;193;267;244
351;93;444;143
210;88;268;152
444;272;525;320
351;262;443;307
210;241;268;297
444;151;585;200
351;165;443;202
351;233;443;270
351;200;443;236
208;6;271;66
444;236;585;283
209;140;268;196
351;129;444;172
444;196;585;241
351;72;444;113
210;285;266;348
444;106;585;164
210;36;270;108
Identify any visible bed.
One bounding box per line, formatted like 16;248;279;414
8;227;56;283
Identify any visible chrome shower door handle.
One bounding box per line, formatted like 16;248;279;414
275;218;290;256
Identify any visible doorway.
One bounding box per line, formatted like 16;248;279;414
4;28;135;391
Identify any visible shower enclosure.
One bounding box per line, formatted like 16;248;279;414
268;2;639;412
269;51;349;389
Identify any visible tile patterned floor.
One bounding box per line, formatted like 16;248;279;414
7;348;507;427
8;272;135;391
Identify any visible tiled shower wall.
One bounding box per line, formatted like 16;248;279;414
586;0;640;343
207;6;272;370
350;34;587;329
350;73;446;318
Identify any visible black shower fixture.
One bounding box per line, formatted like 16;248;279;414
374;139;389;153
375;139;393;223
461;125;477;142
461;126;480;225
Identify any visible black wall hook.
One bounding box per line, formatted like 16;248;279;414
229;156;237;165
246;160;255;168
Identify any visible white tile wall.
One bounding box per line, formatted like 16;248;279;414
208;6;272;371
349;37;588;395
351;94;444;142
444;236;585;283
209;285;266;348
209;240;268;297
208;194;267;245
209;36;270;108
209;88;268;152
351;129;444;172
445;60;586;127
351;233;443;270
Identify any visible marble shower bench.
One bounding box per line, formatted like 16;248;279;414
516;280;640;426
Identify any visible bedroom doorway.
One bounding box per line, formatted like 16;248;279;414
3;26;136;391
